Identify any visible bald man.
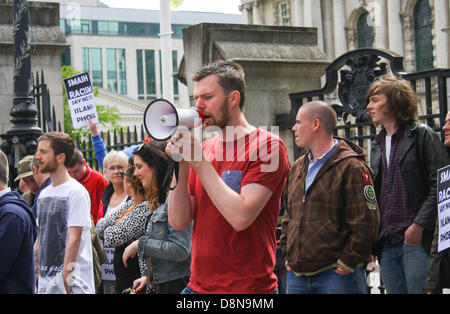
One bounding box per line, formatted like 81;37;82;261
280;101;380;294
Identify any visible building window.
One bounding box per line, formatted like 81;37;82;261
106;48;127;94
172;50;179;101
61;49;71;66
158;50;180;101
279;2;290;26
60;18;187;39
357;12;374;48
98;21;119;35
82;48;103;88
69;20;92;34
172;24;189;38
414;0;434;71
136;49;157;100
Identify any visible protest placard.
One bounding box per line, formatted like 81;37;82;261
63;72;99;129
437;165;450;252
100;247;116;281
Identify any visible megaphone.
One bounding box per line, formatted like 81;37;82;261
143;99;205;141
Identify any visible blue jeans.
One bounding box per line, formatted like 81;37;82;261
380;242;430;294
286;267;367;294
180;286;198;294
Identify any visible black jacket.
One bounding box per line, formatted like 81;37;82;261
371;120;450;255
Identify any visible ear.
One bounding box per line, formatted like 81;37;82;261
312;119;321;132
228;90;240;109
57;152;66;165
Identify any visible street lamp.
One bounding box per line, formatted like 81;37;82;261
0;0;42;188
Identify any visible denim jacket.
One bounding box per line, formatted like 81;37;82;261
138;197;192;284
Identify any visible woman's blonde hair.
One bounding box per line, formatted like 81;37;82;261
103;150;128;181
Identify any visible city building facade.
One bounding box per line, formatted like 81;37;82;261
239;0;449;72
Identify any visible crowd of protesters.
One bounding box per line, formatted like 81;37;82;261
0;61;449;294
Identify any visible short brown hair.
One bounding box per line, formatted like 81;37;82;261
38;132;76;168
192;60;246;110
366;74;418;124
67;148;84;168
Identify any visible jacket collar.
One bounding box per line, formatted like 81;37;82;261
371;120;418;165
297;137;366;179
398;120;418;163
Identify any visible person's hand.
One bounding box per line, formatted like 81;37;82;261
88;119;98;136
366;255;378;272
167;128;203;165
335;264;350;275
404;223;424;246
133;276;148;294
62;262;75;294
122;240;139;268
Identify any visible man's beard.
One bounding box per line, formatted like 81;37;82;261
39;157;58;173
209;96;229;129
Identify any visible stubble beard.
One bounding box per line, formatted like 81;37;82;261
39;157;58;174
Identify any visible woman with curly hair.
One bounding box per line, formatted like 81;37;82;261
122;141;192;294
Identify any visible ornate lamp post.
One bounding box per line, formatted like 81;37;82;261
1;0;42;188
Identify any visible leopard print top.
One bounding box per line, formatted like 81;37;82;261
96;199;150;248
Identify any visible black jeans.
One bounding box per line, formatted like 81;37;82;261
155;276;190;294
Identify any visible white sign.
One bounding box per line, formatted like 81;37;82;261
63;72;99;129
437;165;450;252
100;247;116;281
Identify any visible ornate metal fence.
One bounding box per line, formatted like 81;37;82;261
75;125;148;171
276;48;450;161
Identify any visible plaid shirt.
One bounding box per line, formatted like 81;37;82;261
376;127;415;244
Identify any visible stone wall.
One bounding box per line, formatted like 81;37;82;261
0;0;68;134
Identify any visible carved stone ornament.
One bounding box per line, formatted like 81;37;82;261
336;54;387;123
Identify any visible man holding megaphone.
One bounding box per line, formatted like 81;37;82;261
165;61;290;294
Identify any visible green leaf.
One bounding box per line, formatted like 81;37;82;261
170;0;184;10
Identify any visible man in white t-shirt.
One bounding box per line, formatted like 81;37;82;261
35;132;94;294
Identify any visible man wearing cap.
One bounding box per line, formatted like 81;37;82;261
15;155;39;207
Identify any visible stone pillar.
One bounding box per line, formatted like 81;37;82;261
373;0;388;49
252;0;263;25
179;23;329;162
239;3;253;25
434;0;449;68
303;0;313;27
400;11;415;72
0;1;68;135
387;0;404;54
291;0;302;26
332;0;347;59
321;0;334;59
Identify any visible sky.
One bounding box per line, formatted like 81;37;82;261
100;0;242;15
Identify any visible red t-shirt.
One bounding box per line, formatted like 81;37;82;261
79;165;109;224
188;128;290;293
